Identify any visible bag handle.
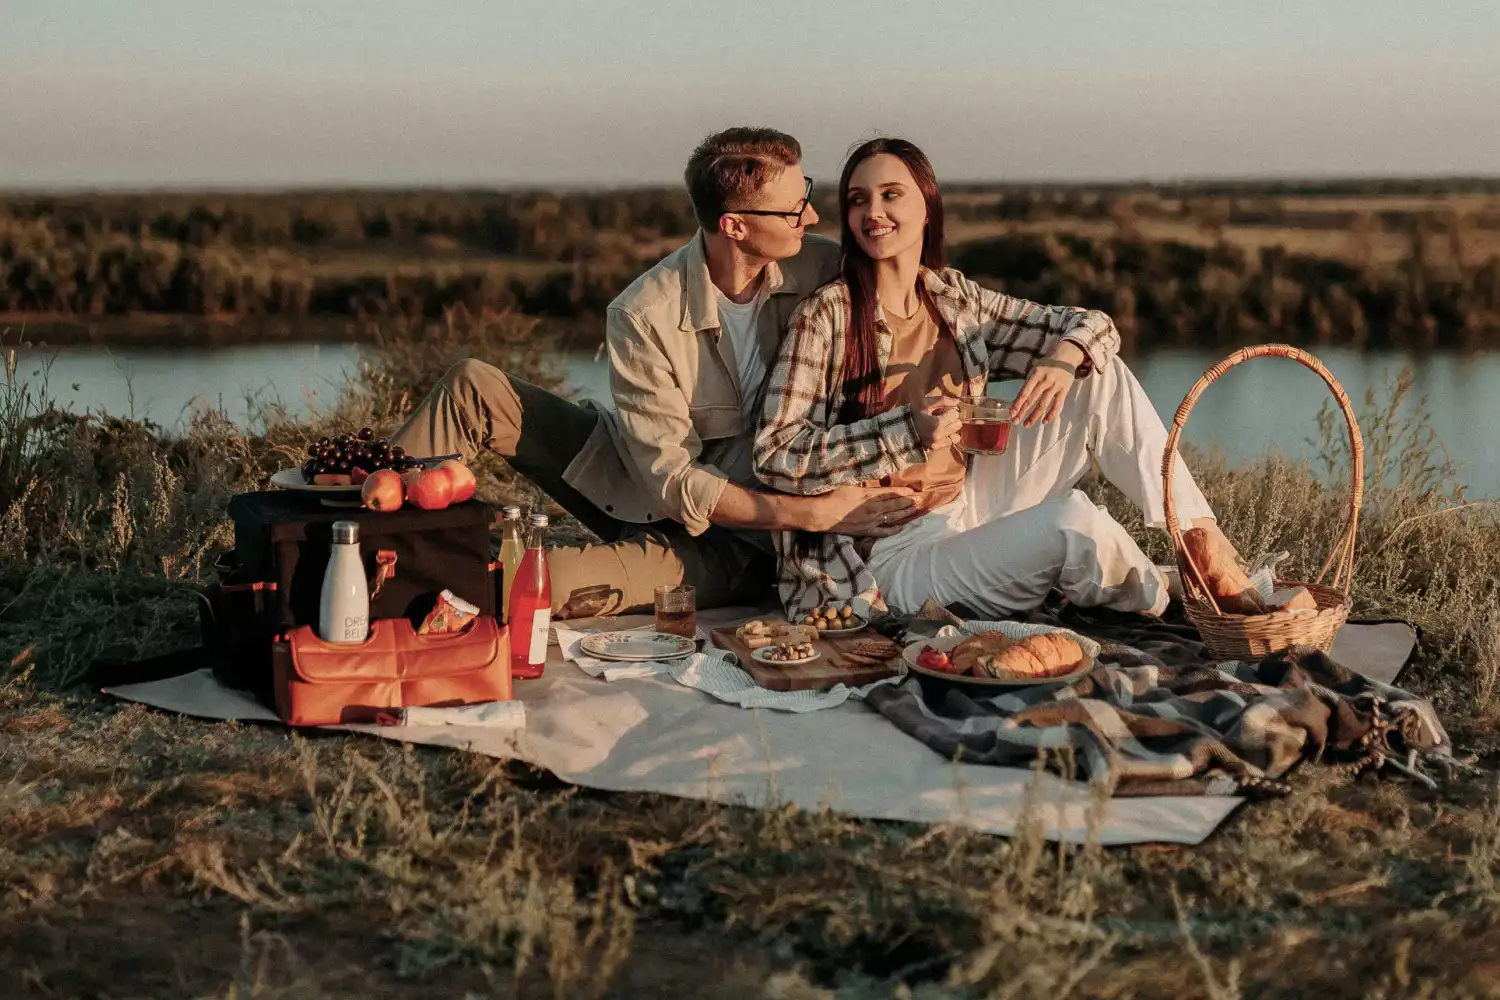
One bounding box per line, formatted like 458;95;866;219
1160;343;1365;613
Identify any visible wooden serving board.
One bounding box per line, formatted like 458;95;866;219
709;624;901;692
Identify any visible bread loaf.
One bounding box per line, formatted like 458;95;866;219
1268;586;1318;612
1181;527;1265;614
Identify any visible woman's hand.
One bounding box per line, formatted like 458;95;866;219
1012;342;1084;427
912;396;961;453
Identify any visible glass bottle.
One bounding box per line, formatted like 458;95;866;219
497;505;526;624
507;512;552;679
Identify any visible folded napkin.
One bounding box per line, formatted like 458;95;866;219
377;701;526;728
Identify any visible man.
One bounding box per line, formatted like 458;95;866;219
391;127;920;617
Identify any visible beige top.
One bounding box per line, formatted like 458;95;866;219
865;294;968;513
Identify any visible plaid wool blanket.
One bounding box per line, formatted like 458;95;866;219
867;604;1452;797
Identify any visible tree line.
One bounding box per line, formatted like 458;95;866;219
3;186;1498;349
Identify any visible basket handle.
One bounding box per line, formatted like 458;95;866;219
1161;344;1365;613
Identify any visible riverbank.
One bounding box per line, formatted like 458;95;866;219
6;182;1500;351
2;330;1498;997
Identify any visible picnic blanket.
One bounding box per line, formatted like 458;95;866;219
102;606;1422;845
871;605;1448;797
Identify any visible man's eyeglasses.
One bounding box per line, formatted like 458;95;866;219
722;177;814;229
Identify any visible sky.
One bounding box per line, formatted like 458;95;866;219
4;0;1499;189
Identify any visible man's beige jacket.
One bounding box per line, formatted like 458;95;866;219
562;231;842;534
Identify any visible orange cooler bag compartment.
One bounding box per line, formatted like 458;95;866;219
273;617;512;726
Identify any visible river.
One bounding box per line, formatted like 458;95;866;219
10;342;1497;495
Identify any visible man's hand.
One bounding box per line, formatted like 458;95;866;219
911;396;961;453
1012;341;1084;427
811;485;921;537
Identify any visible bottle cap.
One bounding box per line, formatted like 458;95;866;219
501;505;523;520
528;513;550;528
332;520;360;545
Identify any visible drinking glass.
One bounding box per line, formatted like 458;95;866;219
654;584;697;638
957;396;1013;455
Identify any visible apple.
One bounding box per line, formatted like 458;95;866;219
438;459;477;503
349;466;370;486
361;468;404;512
406;467;454;510
311;473;353;486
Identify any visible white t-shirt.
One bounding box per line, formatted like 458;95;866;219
713;287;768;426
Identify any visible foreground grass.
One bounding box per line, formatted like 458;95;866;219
2;326;1499;998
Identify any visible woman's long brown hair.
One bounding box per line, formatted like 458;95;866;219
836;138;948;424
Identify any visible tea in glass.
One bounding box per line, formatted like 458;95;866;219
654;584;697;638
958;396;1013;455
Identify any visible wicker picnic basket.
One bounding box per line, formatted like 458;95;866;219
1161;344;1364;660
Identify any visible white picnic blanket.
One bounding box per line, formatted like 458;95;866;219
102;610;1415;846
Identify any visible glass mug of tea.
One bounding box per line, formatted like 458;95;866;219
654;584;697;639
957;396;1013;455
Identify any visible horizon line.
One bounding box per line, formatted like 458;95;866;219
5;171;1500;198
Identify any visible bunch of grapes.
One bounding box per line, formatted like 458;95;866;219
301;428;422;482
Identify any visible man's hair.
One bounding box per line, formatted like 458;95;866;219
683;127;802;231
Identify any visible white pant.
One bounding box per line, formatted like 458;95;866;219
868;356;1216;618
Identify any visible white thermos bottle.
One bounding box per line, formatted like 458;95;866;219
319;520;369;642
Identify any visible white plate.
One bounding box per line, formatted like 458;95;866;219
901;633;1094;688
269;468;363;495
579;631;697;662
750;645;823;667
811;618;868;637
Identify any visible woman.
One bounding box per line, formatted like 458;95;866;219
754;137;1240;618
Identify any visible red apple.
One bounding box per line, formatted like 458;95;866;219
438;459;477;503
406;467;454;510
361;468;404;512
349;466;370;486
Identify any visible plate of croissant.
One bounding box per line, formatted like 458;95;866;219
902;629;1093;689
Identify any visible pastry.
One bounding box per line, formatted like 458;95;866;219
951;631;1084;679
986;644;1047;678
1181;527;1265;614
951;631;1015;675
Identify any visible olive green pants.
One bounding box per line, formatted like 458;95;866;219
390;358;775;619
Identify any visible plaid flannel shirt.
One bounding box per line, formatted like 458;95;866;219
753;267;1120;615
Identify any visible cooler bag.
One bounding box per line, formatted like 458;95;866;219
272;616;512;726
205;490;498;705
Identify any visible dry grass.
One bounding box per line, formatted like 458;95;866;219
2;323;1500;998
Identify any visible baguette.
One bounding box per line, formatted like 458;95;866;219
1181;527;1265;614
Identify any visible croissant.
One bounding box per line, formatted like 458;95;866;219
952;632;1014;674
980;633;1085;678
1027;633;1084;673
1181;527;1265;614
983;644;1046;678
